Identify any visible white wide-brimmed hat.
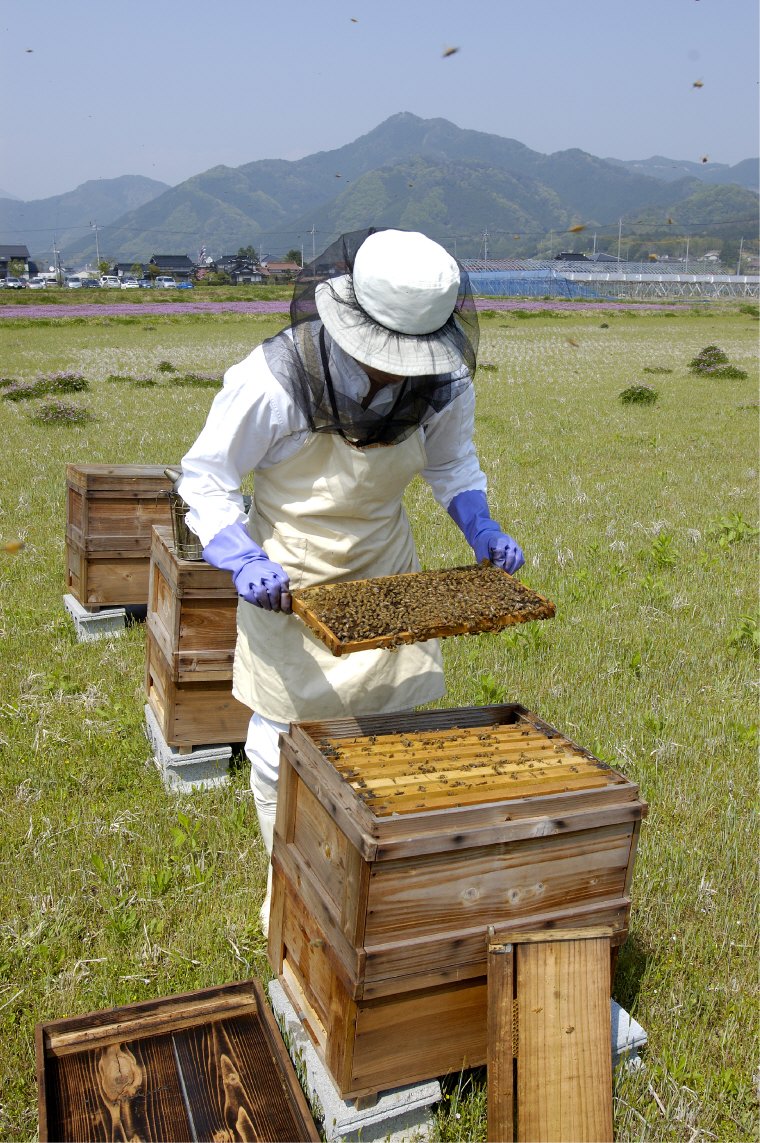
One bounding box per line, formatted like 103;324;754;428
315;229;465;376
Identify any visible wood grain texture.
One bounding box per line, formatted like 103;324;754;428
269;705;645;1099
38;983;319;1142
145;626;250;750
487;942;515;1143
517;936;613;1142
64;466;173;608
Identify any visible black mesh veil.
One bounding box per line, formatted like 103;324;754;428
261;228;479;448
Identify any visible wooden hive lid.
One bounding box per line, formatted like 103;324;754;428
66;463;173;492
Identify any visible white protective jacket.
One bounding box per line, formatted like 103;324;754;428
180;332;488;723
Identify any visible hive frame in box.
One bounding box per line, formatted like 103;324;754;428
267;703;647;1100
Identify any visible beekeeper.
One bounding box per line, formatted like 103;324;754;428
179;227;524;932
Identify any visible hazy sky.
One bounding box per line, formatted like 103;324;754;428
1;0;758;202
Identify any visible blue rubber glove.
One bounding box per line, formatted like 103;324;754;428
202;522;291;612
447;490;525;575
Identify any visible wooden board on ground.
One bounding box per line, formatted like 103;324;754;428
487;929;613;1142
36;980;319;1143
291;563;555;655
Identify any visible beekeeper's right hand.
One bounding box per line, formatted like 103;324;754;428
202;523;291;612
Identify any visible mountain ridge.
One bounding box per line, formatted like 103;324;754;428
6;114;755;264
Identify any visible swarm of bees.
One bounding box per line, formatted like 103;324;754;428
292;563;555;651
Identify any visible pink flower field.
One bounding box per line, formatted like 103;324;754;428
0;298;687;320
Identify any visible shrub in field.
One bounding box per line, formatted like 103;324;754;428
167;373;222;389
689;345;729;371
648;533;679;568
156;360;176;373
687;345;747;379
2;381;39;401
619;383;658;405
728;615;759;655
106;373;155;385
42;371;88;393
28;399;94;426
709;364;748;379
708;512;759;548
475;673;506;705
1;372;88;401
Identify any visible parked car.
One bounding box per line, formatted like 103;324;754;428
4;276;25;289
80;278;99;288
27;277;47;290
100;275;121;288
176;279;194;290
121;278;139;289
154;276;177;289
137;278;153;289
66;276;83;289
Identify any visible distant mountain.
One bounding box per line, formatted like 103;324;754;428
0;187;21;201
44;114;757;263
0;176;169;260
604;154;759;192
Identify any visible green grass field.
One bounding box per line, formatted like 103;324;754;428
0;303;757;1140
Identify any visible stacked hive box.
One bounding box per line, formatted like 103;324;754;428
268;703;647;1099
65;464;173;609
145;525;250;751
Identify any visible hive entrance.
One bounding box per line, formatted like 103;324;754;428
291;563;555;655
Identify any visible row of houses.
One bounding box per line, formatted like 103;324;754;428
0;246;301;284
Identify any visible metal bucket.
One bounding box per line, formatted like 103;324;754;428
163;468;204;561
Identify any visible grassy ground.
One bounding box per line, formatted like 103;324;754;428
0;303;757;1140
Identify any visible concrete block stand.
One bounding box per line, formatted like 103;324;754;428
611;998;648;1070
267;980;648;1142
144;703;231;794
64;593;126;641
268;979;440;1143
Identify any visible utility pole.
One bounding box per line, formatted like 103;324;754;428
483;229;489;268
617;219;622;263
309;225;316;264
685;237;689;272
90;221;101;269
736;237;744;276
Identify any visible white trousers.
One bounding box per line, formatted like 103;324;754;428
245;712;289;936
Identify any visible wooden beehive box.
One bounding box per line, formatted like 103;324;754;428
36;980;319;1142
268;703;647;1100
65;464;173;608
145;525;250;750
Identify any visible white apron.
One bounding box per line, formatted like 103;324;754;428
232;429;444;722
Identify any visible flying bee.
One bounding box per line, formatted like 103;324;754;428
568;224;586;234
442;46;460;57
2;539;24;554
693;79;704;88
